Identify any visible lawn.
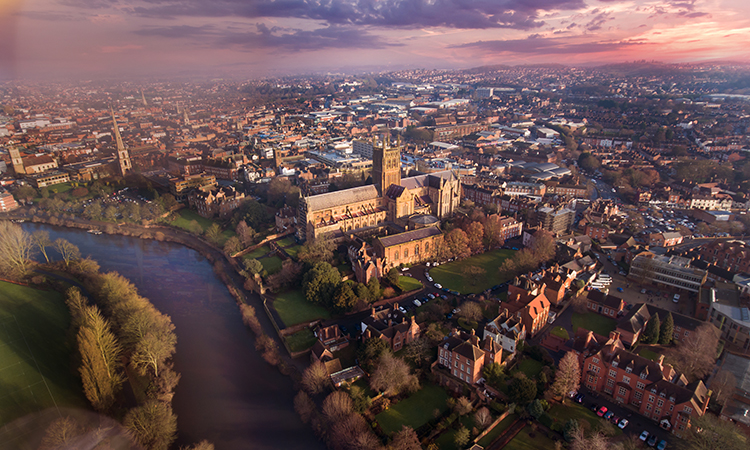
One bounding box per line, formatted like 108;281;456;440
285;328;318;353
638;347;661;362
550;326;570;340
429;249;515;294
503;426;558;450
571;312;617;336
0;282;87;426
398;276;422;292
272;290;331;327
515;359;544;378
170;208;217;232
260;255;283;275
433;429;458;450
376;384;449;435
477;414;518;448
548;402;611;432
243;245;271;260
284;244;302;259
276;236;296;247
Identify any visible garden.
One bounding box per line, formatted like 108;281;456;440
570;312;617;336
272;290;331;327
429;249;515;294
375;384;449;435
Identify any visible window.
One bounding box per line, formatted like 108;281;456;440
646;403;652;411
609;369;617;378
634;391;643;400
588;375;595;383
622;376;630;385
607;379;615;388
649;395;655;403
618;386;628;396
593;358;599;364
394;251;399;260
683;406;693;414
425;242;429;251
657;399;664;407
626;366;632;373
404;248;408;258
655;408;661;416
636;381;645;390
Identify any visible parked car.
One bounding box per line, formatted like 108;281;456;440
428;293;436;300
434;283;442;289
618;418;629;429
639;431;649;442
412;299;421;307
610;414;620;425
673;294;680;303
656;440;667;450
603;411;614;421
596;406;608;417
574;393;585;403
590;404;598;412
647;435;658;447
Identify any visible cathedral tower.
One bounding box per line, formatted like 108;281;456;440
9;146;25;176
112;109;132;176
372;135;401;195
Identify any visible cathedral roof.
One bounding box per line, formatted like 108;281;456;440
304;185;379;211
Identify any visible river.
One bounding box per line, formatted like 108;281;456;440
21;223;323;450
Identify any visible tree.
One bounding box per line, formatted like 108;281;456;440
682;412;747;450
483;214;506;249
444;228;470;259
84;201;103;220
0;221;34;276
180;440;215;450
578;152;600;171
390;426;421;450
530;230;556;262
223;236;242;255
711;369;737;406
31;230;52;263
461;265;486;286
666;324;720;380
357;337;390;372
104;205;118;222
464;221;485;253
298;236;336;265
302;361;330;395
235;220;256;246
130;322;177;378
659;312;674;345
509;374;537;404
547;351;579;400
244;258;264;275
459;301;483;321
187;219;203;234
15;185;37;202
386;267;400;286
402;337;432;367
474;407;492;429
453;396;473;415
367;277;382;302
124;400;178;450
642;313;660;345
454;426;470;448
370;352;419;397
40;416;82;449
570;430;610;450
563;419;580;442
204;223;222;245
54;238;81;267
483;362;505;388
528;399;544;419
322;391;354;423
328;413;379;450
302;261;341;306
294;390;317;424
77;305;124;412
349;385;372;414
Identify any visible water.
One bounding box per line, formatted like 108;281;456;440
20;223;322;450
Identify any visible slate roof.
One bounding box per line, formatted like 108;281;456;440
304;184;379;211
378;226;442;247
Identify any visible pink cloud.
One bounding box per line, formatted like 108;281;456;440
100;44;142;53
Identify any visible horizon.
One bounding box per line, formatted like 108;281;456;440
1;0;749;82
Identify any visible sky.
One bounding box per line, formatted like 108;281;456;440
1;0;749;81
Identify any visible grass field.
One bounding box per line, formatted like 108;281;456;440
285;328;317;353
547;402;617;433
429;249;515;294
503;426;558;450
261;255;284;275
550;326;570;340
276;236;296;247
0;282;87;426
477;413;518;448
571;312;617;337
433;429;458;450
284;244;302;258
376;384;449;434
638;347;661;361
273;290;331;327
243;245;271;260
398;276;422;292
170;208;216;232
515;359;544;378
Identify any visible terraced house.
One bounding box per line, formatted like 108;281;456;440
582;332;710;437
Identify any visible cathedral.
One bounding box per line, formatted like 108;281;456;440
297;136;461;242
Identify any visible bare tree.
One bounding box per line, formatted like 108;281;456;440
180;441;215;450
294;391;317;424
453;396;473;415
549;351;581;400
389;426;421;450
328;414;380;450
302;361;331;395
31;230;52;263
322;391;354;423
683;413;748;450
0;221;34;276
459;301;483;321
124;400;178;450
711;369;737;406
666;324;720;380
54;238;81;267
370;352;419;397
570;429;610;450
39;416;82;450
474;407;492;429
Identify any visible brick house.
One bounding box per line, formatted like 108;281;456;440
373;226;444;271
582;332;710;436
585;290;625;318
700;240;750;274
584;223;609;241
484;309;526;354
503;277;551;337
360;304;420;352
649;232;683;248
436;329;503;386
616;303;707;347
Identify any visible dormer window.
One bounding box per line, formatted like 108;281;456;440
612;361;619;368
651;388;657;394
660;392;666;398
669;396;675;403
625;366;632;373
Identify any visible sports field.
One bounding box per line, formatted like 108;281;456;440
0;281;86;428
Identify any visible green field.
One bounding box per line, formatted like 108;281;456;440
376;384;449;435
638;347;661;362
477;413;518;448
0;282;87;426
284;244;302;258
433;429;458;450
515;359;544;378
547;402;618;433
261;255;284;275
273;290;331;327
276;236;296;247
550;326;570;340
243;245;271;260
285;328;318;353
398;276;422;292
571;312;617;336
503;426;558;450
429;249;515;294
170;208;216;232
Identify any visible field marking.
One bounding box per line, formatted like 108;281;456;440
12;316;61;419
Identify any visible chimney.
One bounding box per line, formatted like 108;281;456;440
608;331;621;342
657;354;665;366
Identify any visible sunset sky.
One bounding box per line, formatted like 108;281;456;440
2;0;749;80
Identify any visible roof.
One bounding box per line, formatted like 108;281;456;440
304;184;379;211
378;226;442;248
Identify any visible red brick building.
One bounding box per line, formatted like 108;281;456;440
582;332;710;436
436;330;503;385
585;290;625;318
584;223;609;241
360;304;420;352
504;277;551;337
700;240;750;274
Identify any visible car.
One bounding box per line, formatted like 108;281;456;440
656;439;667;450
647;435;658;447
673;294;680;303
412;299;421;307
428;293;436;300
596;406;608;417
617;287;624;292
590;404;598;412
618;418;629;429
399;307;407;314
641;288;647;294
427;276;433;282
639;430;649;442
574;393;585;403
434;283;442;289
425;262;431;267
603;411;614;421
401;267;410;272
610;414;620;425
446;313;453;319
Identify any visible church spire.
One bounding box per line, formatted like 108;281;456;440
141;89;147;107
111;108;132;176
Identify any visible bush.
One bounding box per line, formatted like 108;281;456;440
490;400;505;414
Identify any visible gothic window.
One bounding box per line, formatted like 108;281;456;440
394;251;399;260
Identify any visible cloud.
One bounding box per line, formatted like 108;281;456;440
63;0;589;30
449;35;650;55
100;44;143;53
138;23;400;51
